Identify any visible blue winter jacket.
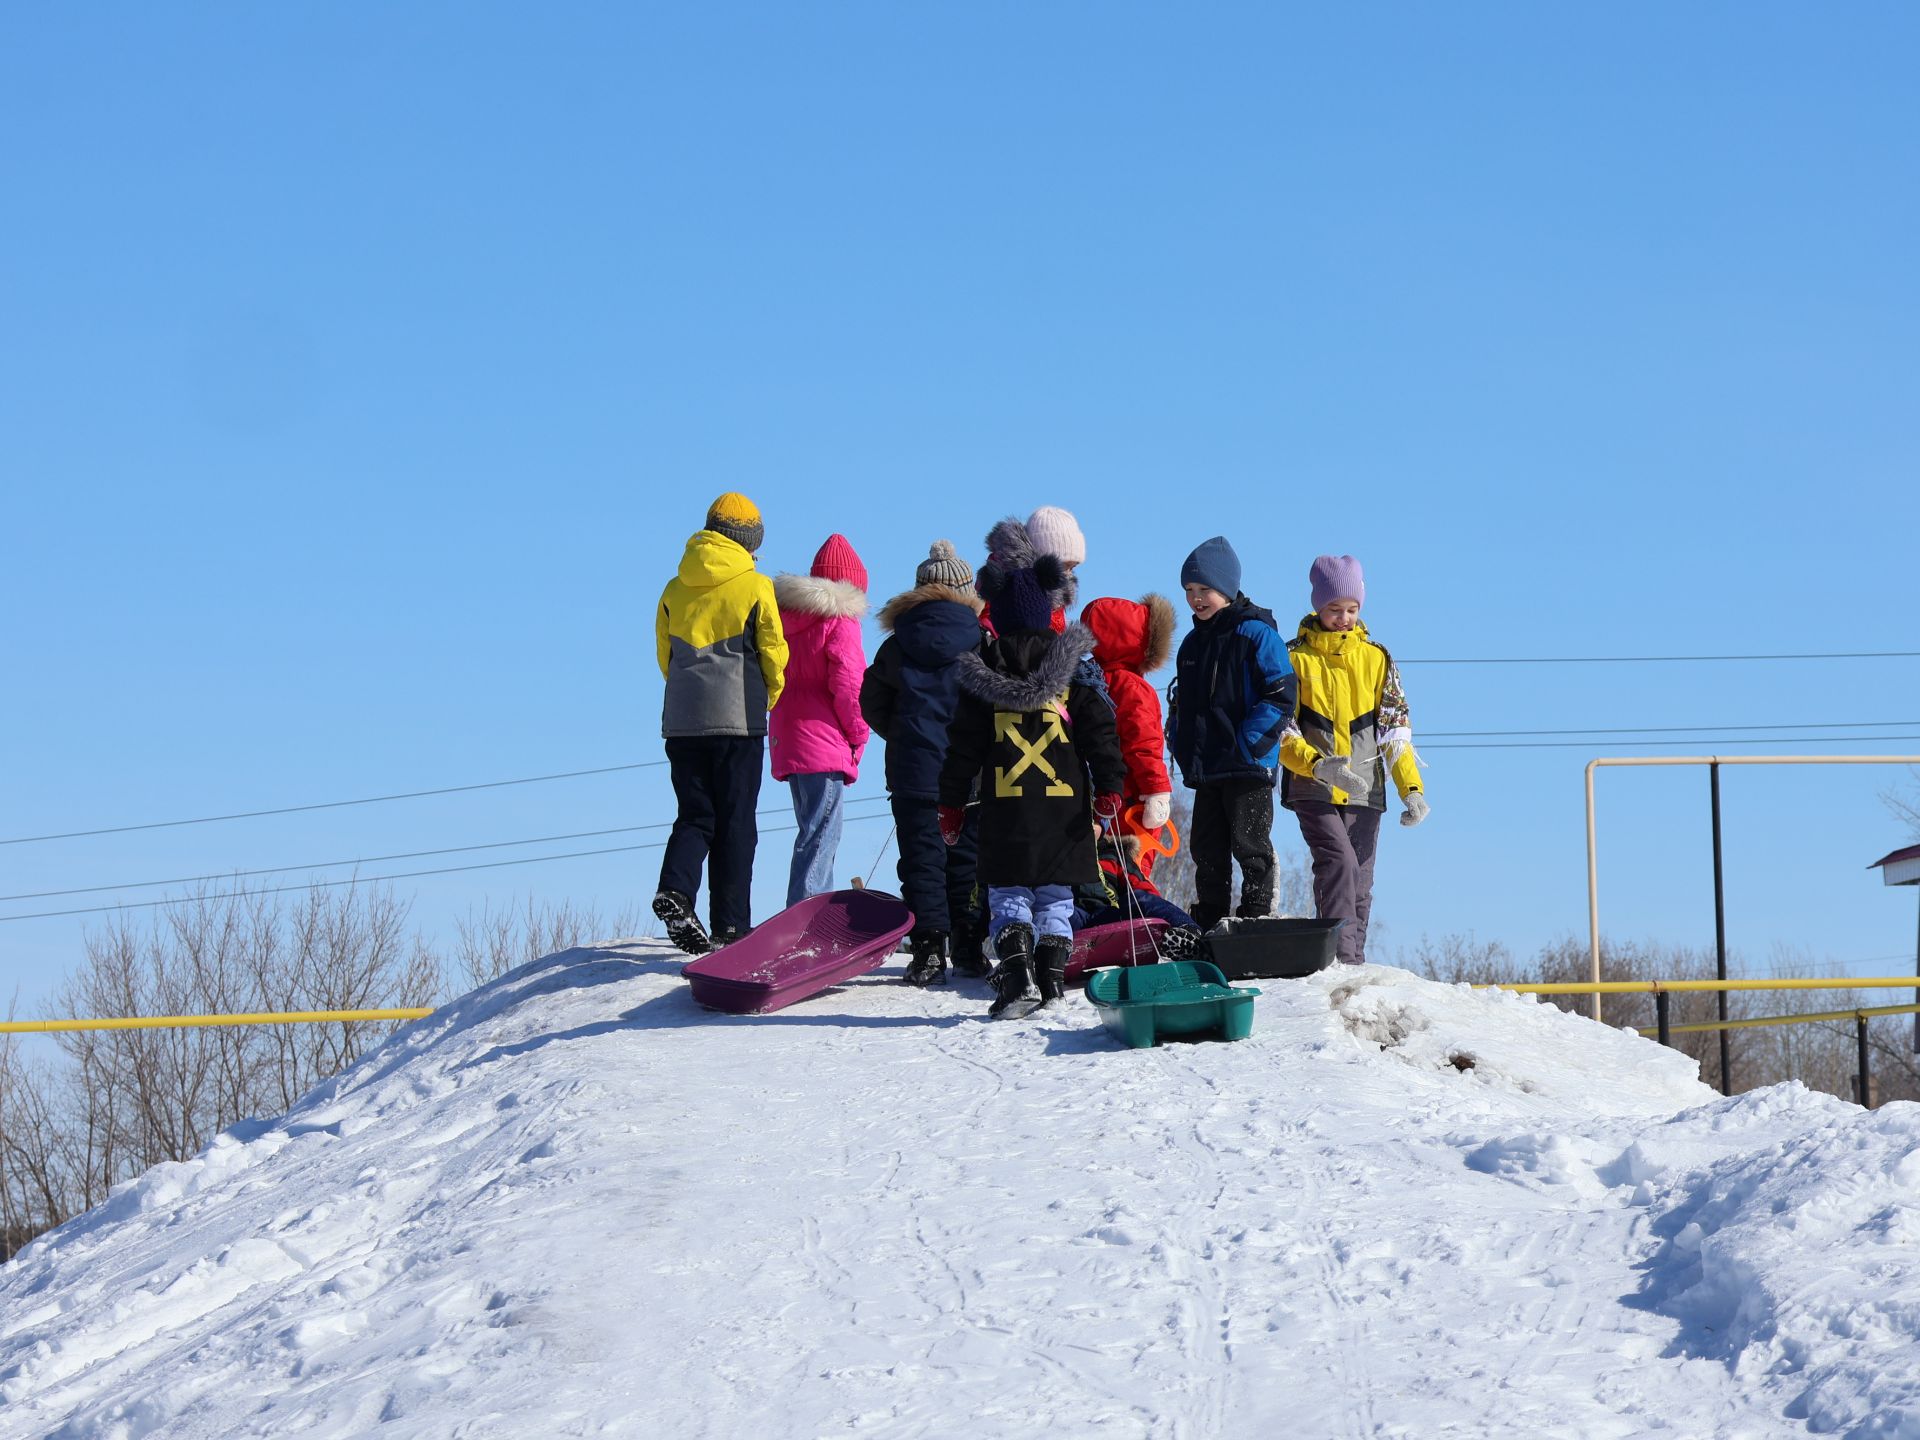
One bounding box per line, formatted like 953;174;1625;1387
859;582;987;800
1166;596;1296;787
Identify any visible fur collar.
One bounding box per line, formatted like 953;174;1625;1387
1142;592;1175;674
955;623;1093;711
773;573;868;620
877;582;984;632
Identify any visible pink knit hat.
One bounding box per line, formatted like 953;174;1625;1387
1309;554;1365;611
810;534;868;591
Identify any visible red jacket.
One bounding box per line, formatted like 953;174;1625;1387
1082;594;1176;802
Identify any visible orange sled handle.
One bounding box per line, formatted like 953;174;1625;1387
1121;804;1181;859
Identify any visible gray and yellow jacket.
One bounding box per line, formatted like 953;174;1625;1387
656;531;788;738
1280;617;1421;811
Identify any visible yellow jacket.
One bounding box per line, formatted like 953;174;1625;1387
656;532;788;738
1279;618;1422;811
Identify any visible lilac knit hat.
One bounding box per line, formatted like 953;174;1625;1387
1309;555;1365;611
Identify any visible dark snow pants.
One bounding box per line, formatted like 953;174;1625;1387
1293;800;1382;965
891;795;981;940
659;736;764;935
1188;779;1276;931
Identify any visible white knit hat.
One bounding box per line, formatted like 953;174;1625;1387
1026;505;1086;566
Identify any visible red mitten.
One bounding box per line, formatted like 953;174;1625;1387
1093;793;1123;823
938;805;966;846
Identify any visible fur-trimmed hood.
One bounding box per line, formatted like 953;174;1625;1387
773;572;869;621
955;623;1095;712
1083;593;1176;675
877;582;984;632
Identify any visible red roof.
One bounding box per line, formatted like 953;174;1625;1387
1869;843;1920;870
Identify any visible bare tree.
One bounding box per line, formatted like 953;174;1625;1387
451;893;647;990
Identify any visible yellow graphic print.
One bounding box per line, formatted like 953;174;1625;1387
994;708;1075;799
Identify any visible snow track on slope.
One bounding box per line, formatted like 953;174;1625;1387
2;944;1918;1438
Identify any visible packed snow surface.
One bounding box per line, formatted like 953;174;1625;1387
4;942;1920;1438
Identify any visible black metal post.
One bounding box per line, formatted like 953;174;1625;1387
1655;990;1671;1048
1857;1014;1874;1110
1711;763;1730;1095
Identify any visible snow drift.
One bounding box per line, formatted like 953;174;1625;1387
2;943;1918;1438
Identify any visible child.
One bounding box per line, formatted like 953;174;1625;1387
979;507;1084;635
653;493;788;955
1279;554;1429;966
861;541;990;985
770;535;871;908
940;556;1126;1019
1081;593;1177;873
1165;536;1295;932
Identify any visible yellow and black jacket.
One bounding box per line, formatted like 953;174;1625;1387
1280;617;1421;811
656;531;788;738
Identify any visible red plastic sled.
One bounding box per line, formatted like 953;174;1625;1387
1062;918;1171;983
681;889;915;1015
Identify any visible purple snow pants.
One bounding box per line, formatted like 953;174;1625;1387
1292;801;1383;965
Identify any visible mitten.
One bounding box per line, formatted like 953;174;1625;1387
938;805;966;846
1400;792;1430;828
1140;792;1171;830
1313;754;1368;795
1093;793;1123;823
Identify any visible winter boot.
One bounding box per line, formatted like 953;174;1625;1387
987;923;1042;1021
652;890;712;956
1158;926;1207;960
711;924;751;948
903;931;950;987
1034;935;1072;1007
950;919;992;979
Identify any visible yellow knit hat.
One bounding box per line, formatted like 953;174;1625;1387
705;492;764;553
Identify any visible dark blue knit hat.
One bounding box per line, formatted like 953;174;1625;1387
1181;536;1241;599
978;556;1064;635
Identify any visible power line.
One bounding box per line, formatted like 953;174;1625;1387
1427;720;1920;739
0;810;897;924
0;762;672;847
1400;650;1920;666
0;796;897;903
1424;734;1920;751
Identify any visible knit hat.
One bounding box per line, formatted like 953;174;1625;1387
1180;536;1242;599
705;492;764;554
978;555;1065;635
809;533;867;591
1309;554;1365;611
1026;506;1086;566
915;539;974;589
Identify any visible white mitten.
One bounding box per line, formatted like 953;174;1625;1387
1141;792;1171;830
1401;792;1430;828
1313;754;1368;795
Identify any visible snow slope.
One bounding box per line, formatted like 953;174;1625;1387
3;943;1919;1439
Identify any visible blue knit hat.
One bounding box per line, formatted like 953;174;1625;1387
978;556;1064;635
1181;536;1241;599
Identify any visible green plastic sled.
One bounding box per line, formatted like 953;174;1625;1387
1084;960;1260;1049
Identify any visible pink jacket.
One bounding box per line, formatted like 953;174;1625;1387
769;574;871;782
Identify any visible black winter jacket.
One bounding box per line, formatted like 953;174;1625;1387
939;624;1127;888
860;583;986;800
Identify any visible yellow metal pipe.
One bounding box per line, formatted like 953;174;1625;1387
1478;977;1920;996
1637;1002;1920;1037
0;1008;433;1035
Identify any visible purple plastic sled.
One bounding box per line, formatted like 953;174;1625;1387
681;889;915;1015
1063;918;1171;983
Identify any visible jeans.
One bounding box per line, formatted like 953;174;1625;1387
786;773;845;908
658;736;764;935
1293;801;1383;964
988;885;1076;942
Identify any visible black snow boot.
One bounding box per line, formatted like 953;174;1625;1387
1034;935;1072;1007
903;931;950;987
988;924;1042;1021
652;890;712;956
1158;926;1207;961
950;919;992;979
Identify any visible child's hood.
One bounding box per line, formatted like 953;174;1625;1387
955;623;1094;711
878;583;984;668
1293;614;1375;655
774;573;868;638
676;531;757;590
1084;594;1175;675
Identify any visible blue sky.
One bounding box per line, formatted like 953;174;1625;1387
5;4;1918;1014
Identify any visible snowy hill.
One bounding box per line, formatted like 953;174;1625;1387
3;943;1919;1439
